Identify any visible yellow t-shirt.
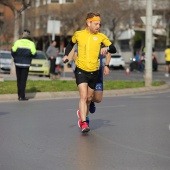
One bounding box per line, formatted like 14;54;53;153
72;29;112;72
165;48;170;61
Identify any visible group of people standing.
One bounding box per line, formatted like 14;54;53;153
130;48;158;72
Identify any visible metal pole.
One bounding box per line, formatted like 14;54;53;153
52;20;55;41
145;0;153;87
166;21;170;46
21;10;25;32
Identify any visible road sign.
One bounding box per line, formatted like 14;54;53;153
47;20;60;34
141;15;162;27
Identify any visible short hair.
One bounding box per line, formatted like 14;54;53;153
52;40;56;43
86;12;100;21
22;29;30;37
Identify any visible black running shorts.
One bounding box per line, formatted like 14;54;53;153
95;66;103;91
75;67;99;89
166;61;170;65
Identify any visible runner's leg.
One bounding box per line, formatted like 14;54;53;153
77;82;88;122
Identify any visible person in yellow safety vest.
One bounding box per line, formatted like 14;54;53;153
11;30;37;101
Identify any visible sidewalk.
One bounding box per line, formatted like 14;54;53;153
0;84;169;102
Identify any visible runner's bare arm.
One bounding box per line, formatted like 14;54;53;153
104;52;111;76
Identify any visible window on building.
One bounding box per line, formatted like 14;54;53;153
65;0;74;3
35;18;40;29
35;0;40;7
27;19;31;27
0;12;4;17
44;0;51;4
51;0;59;3
50;0;74;3
119;40;130;51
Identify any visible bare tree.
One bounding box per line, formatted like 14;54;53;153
0;18;13;50
0;0;31;75
0;0;31;41
59;0;134;50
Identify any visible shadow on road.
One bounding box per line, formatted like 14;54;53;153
90;119;115;130
0;112;10;116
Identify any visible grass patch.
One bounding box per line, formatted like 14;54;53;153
0;80;166;95
152;81;165;86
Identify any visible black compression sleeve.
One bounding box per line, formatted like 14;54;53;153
64;40;75;56
108;44;117;53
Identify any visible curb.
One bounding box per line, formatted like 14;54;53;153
103;84;170;96
0;84;169;102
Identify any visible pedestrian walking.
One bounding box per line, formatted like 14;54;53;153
11;29;37;101
63;12;116;133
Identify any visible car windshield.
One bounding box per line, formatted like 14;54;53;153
0;52;11;59
35;52;47;59
111;55;121;58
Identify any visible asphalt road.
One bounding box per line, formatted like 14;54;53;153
0;90;170;170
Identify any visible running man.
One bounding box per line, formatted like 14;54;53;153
63;12;116;133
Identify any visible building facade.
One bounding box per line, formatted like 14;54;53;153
0;0;170;63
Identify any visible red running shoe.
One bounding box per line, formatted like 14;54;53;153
78;119;82;128
77;110;81;119
81;122;90;133
77;110;82;128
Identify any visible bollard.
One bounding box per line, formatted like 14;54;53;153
126;67;130;75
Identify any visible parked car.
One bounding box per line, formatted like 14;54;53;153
29;50;50;76
0;50;12;73
103;53;125;69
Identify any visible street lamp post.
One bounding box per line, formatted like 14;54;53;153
145;0;153;87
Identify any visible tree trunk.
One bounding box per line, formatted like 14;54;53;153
10;10;19;76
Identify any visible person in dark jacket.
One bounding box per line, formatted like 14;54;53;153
11;30;37;101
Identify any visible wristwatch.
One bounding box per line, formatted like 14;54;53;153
105;65;109;68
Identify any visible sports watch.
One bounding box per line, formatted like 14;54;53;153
105;65;109;68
